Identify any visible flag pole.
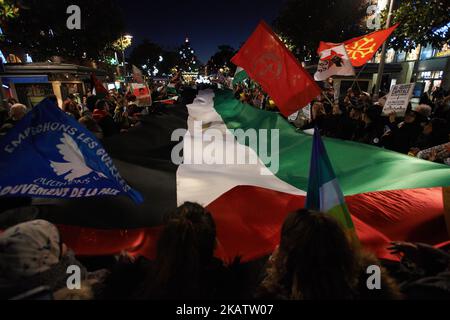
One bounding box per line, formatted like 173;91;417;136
321;89;334;106
350;64;367;92
373;0;395;100
444;187;450;238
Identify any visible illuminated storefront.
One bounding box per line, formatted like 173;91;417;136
373;42;450;97
320;42;450;99
1;63;107;108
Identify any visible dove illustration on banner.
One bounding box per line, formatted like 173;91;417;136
50;133;107;182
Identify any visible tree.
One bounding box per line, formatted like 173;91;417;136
207;45;236;75
178;37;200;72
381;0;450;50
274;0;368;62
159;50;181;76
129;39;163;73
4;0;124;62
0;0;19;26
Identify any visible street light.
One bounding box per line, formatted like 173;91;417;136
121;34;133;83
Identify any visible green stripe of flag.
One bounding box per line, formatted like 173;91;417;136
213;89;450;196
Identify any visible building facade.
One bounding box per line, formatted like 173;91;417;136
1;63;107;108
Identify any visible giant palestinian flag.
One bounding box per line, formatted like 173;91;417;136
7;89;450;262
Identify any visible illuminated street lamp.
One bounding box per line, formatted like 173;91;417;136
120;34;133;82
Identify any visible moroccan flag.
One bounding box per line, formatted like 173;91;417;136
315;42;355;81
232;67;249;86
12;89;450;262
91;73;109;96
231;21;321;117
345;24;399;67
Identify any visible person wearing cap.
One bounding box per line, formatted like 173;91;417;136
0;220;88;299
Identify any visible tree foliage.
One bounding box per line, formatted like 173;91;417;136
159;50;181;75
207;45;236;74
129;40;183;76
4;0;124;62
274;0;368;61
0;0;19;26
382;0;450;50
129;39;163;69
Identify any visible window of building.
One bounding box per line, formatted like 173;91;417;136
406;46;420;61
385;48;395;63
417;70;444;94
395;51;406;62
420;44;434;60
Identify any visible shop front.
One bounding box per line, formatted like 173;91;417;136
416;57;449;94
1;63;107;108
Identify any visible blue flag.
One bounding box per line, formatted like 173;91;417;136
0;98;143;204
305;128;355;230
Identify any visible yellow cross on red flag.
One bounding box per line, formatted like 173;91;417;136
344;24;399;67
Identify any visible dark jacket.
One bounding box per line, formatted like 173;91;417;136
396;243;450;300
93;109;119;138
383;122;423;154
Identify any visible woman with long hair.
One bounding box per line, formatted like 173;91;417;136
258;209;402;300
135;202;230;300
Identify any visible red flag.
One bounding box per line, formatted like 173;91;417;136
231;21;321;117
91;73;109;96
344;24;399;67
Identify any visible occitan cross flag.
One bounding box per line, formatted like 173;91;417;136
344;24;399;67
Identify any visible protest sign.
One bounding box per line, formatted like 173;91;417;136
382;83;415;116
131;83;152;107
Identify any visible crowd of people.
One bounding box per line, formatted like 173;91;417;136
0;202;449;300
234;81;450;166
0;81;449;300
0;80;179;140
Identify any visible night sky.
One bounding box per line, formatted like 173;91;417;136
118;0;287;63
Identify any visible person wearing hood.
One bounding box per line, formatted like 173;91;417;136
0;220;105;300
